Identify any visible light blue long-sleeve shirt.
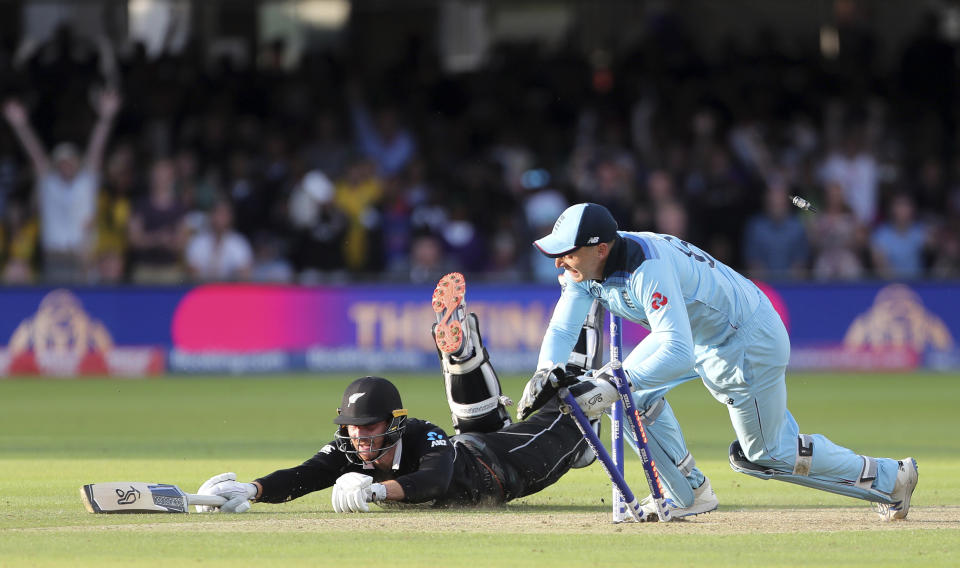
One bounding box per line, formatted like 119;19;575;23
538;232;765;390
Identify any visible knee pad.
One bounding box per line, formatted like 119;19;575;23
728;439;894;504
435;313;511;434
566;300;604;374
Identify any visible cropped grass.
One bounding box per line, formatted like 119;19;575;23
1;373;958;567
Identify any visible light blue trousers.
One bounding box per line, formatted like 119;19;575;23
626;299;898;501
698;300;898;494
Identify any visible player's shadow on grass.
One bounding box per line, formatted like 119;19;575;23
720;504;873;511
502;504;640;513
503;503;900;513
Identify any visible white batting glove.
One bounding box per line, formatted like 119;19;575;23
196;472;233;512
568;376;620;418
196;472;257;513
331;472;387;513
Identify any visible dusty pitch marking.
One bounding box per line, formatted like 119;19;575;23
13;508;960;535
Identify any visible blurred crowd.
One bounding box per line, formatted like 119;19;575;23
2;11;960;286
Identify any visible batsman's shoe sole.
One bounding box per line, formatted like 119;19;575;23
874;457;918;521
432;272;467;354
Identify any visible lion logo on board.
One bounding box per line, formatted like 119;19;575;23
8;289;113;374
844;284;953;351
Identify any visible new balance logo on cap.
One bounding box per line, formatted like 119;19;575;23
533;203;619;258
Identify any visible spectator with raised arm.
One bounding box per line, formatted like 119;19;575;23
819;129;879;226
348;83;416;177
2;88;121;282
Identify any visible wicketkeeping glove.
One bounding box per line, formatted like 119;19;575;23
195;472;258;513
517;365;577;420
331;472;387;513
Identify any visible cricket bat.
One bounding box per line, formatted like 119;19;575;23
81;482;226;513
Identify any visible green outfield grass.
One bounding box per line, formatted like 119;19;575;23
1;373;958;567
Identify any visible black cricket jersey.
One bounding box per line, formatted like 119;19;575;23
254;418;488;507
254;405;586;508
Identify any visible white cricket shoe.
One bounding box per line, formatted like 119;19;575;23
639;477;718;521
874;457;918;521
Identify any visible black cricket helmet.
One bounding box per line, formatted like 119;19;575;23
334;376;408;465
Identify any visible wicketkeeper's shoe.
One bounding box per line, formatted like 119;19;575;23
432;272;470;356
874;457;918;521
639;477;718;521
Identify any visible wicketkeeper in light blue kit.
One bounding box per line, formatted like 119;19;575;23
517;202;918;521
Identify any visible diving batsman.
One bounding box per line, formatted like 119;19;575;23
194;273;602;512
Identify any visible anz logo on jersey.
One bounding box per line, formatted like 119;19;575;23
426;431;447;447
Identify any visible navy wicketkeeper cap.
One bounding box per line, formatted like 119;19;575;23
533;203;618;258
334;376;406;426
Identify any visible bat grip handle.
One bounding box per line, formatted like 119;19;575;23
188;494;228;507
